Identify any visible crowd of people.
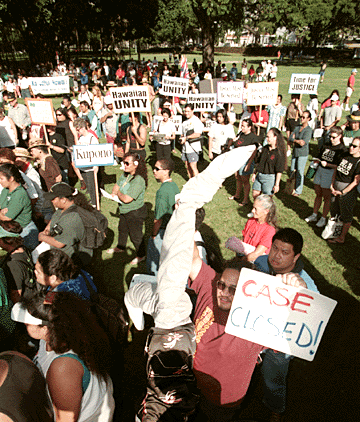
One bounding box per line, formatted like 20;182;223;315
0;55;358;422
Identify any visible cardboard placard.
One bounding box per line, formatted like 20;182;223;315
288;74;320;95
187;94;217;111
109;86;151;113
25;98;56;126
73;144;114;168
28;76;70;95
247;82;279;106
225;268;337;361
217;81;244;104
159;76;189;97
153;115;182;135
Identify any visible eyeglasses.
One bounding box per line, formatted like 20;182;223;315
123;161;132;166
56;113;63;116
217;280;236;296
154;167;164;171
330;135;338;139
350;144;359;148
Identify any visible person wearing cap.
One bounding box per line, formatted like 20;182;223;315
341;110;360;143
11;292;115;421
320;93;342;149
100;96;121;144
0;163;39;251
28;138;62;192
7;92;31;147
341;68;357;111
39;182;93;267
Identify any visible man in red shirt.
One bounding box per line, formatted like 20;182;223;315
342;68;357;111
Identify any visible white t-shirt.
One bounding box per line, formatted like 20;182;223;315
182;115;204;153
156;119;176;145
208;123;235;154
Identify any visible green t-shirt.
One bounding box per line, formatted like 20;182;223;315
116;173;146;214
343;128;360;142
155;181;180;229
0;185;32;228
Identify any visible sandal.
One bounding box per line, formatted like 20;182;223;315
238;202;250;207
328;238;345;244
228;196;240;201
106;247;125;254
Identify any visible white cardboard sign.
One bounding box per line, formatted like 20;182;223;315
159;76;189;97
217;81;244;104
109;86;151;113
187;94;217;111
25;98;56;126
153;115;182;135
28;76;70;95
73;144;114;168
225;268;337;361
247;82;279;106
288;74;320;95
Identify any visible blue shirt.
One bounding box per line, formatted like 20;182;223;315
49;271;97;300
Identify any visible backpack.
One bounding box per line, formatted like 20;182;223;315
63;205;108;249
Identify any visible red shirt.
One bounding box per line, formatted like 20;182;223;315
348;74;355;88
242;218;276;253
190;262;264;407
251;109;269;125
321;98;340;109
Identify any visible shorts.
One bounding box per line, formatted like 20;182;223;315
346;87;353;98
182;151;199;163
313;166;334;189
285;118;300;133
252;173;276;195
239;160;254;176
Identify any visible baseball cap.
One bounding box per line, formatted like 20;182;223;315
11;302;47;325
43;182;76;201
104;96;113;105
352;68;357;73
330;94;339;101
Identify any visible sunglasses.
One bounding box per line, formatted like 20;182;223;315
217;280;236;296
154;166;163;171
123;161;132;166
56;113;63;116
350;144;359;148
330;135;338;139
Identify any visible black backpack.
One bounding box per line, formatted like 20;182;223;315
63;206;108;249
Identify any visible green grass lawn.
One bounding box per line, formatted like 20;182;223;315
9;58;360;420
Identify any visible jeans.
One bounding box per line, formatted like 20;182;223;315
290;155;308;195
21;220;39;251
261;349;292;414
146;229;165;275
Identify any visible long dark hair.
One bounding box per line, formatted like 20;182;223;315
0;163;24;185
38;249;79;282
56;107;70;120
123;152;148;187
0;219;24;252
216;109;229;125
22;292;112;380
268;127;288;171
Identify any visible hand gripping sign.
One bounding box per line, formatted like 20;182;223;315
225;268;337;361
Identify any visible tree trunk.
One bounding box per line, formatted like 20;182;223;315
201;17;215;70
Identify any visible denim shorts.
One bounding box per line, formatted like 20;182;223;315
252;173;276;195
182;152;199;163
313;166;334;189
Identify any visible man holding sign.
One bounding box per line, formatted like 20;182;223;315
255;228;319;421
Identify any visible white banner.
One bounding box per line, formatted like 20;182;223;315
28;76;70;95
217;81;244;104
288;74;320;95
73;144;114;168
109;86;151;113
25;98;56;125
159;76;189;97
187;94;217;112
225;268;337;361
247;82;279;106
153;115;182;135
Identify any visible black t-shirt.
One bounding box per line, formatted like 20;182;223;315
234;131;259;148
318;143;347;168
56;120;75;147
46;132;69;170
3;250;30;291
336;154;360;184
257;145;285;174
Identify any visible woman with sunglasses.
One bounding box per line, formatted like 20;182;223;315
328;136;360;243
11;292;114;421
305;127;347;228
107;153;148;265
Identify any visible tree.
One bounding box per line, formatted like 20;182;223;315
188;0;245;69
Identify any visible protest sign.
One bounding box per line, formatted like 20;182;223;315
288;74;320;95
187;94;217;112
153;115;182;135
199;78;222;94
109;86;151;113
217;81;244;104
159;76;189;97
25;98;56;126
247;82;279;106
28;76;70;95
73;144;114;168
225;268;337;361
